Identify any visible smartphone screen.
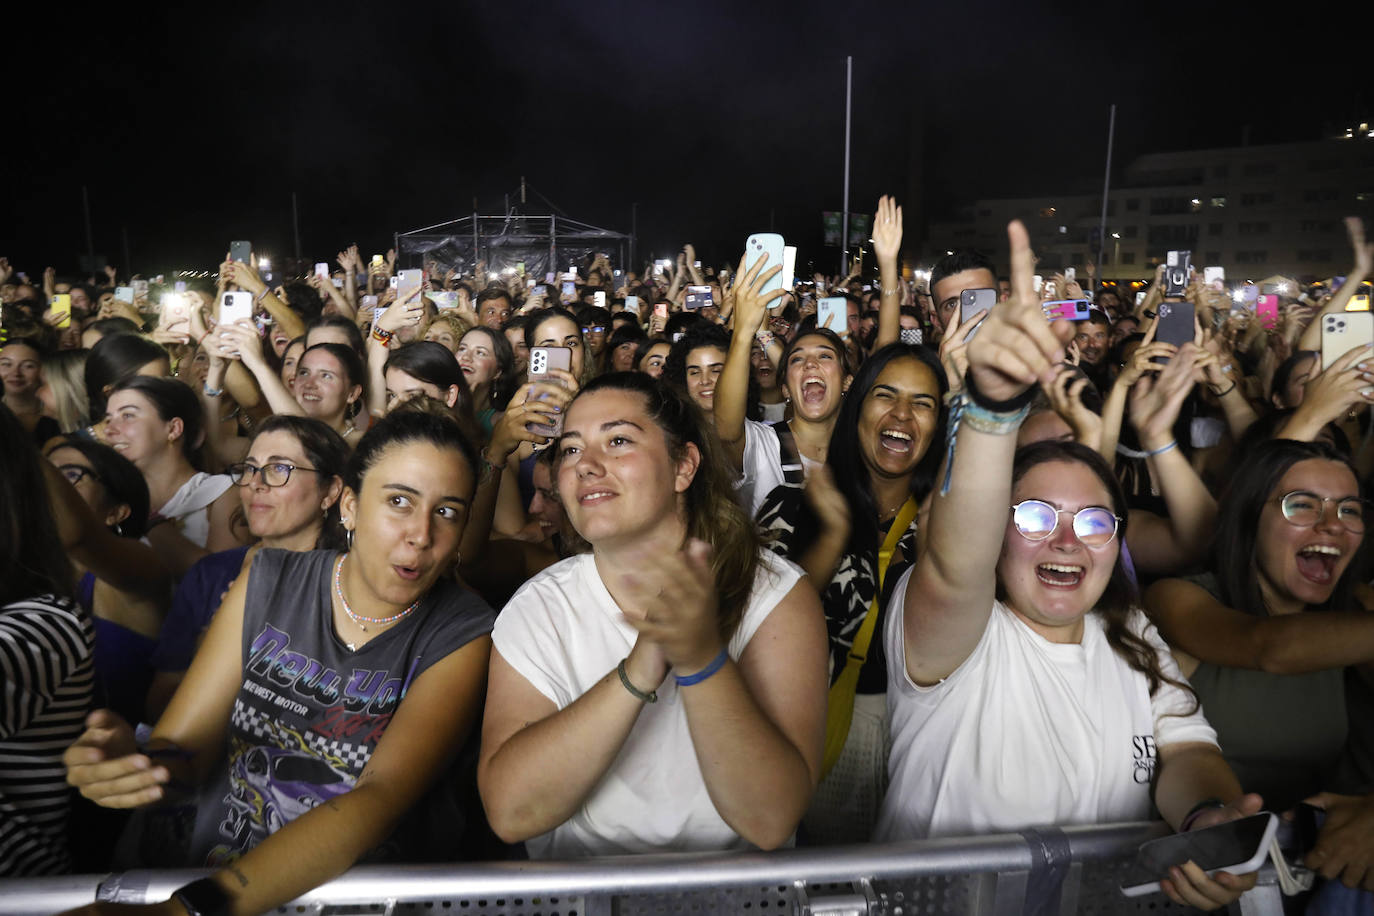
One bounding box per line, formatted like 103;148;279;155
314;262;330;279
684;285;713;311
593;290;606;309
396;269;423;306
561;281;577;299
624;296;640;315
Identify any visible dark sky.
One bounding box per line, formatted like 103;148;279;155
7;0;1368;278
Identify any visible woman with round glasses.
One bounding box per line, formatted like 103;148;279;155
1146;438;1374;893
146;416;349;720
878;222;1259;911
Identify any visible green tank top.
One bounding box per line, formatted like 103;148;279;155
1185;574;1347;811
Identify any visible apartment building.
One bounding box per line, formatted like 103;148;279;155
924;130;1374;282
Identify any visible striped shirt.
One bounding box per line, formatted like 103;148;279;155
0;594;94;876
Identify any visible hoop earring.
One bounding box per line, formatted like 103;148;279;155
344;524;354;550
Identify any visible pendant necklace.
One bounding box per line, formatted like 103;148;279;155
333;555;421;650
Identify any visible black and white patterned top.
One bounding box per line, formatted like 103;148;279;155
756;485;918;695
0;594;94;876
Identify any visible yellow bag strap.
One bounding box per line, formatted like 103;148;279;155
821;495;919;777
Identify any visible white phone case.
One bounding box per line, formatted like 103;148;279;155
1322;311;1374;371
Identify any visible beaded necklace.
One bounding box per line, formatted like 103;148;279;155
332;555;421;647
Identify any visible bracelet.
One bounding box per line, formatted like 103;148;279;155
172;877;232;916
1116;440;1178;460
938;390;1032;496
963;370;1038;414
371;325;394;345
254;288;270;303
203;384;224;398
1180;797;1226;833
616;658;657;703
674;647;729;687
881;287;900;296
755;330;774;347
1210;381;1237;398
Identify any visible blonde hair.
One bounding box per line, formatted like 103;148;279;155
418;312;472;352
41;348;91;432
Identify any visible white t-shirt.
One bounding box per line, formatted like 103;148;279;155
874;567;1218;842
736;420;820;519
493;549;805;858
159;471;232;548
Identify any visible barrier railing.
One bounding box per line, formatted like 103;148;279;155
0;821;1285;916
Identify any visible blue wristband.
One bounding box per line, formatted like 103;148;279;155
674;647;729;687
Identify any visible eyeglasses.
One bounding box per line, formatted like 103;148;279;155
226;462;322;488
1010;500;1122;547
1276;490;1366;533
583;326;606;334
57;464;99;487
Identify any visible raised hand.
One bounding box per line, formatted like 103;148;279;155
729;249;784;335
872;195;903;264
1129;342;1202;448
1043;364;1102;449
965;221;1073;401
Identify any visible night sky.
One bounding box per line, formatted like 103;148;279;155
8;0;1368;278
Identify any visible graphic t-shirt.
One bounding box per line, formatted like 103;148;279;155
187;549;493;865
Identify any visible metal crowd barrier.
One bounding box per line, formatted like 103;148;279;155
0;822;1285;915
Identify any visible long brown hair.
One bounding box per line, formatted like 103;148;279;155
1008;441;1198;711
570;372;761;640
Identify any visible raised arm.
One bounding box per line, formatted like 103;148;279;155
715;254;783;472
1298;217;1371;353
903;221;1074;685
1145;577;1374;675
871;195;904;351
224;260;304;342
217;321;305;418
1123;343;1219;575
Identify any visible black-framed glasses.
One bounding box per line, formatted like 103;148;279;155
1011;500;1122;548
226;462;322;488
1277;490;1366;534
57;464;99;487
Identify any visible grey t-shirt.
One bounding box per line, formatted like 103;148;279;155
188;548;493;865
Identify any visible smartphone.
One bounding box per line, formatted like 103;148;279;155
371;254;385;267
960;288;997;326
654;301;669;320
782;245;797;290
229;240;252;264
516;261;525;277
1134;291;1147;307
1064;267;1076;283
114;286;135;304
1256;294;1280;329
174;280;187;294
745;233;786;300
1347;282;1372;312
561;281;577;300
1322;311;1374;370
51;294;72;329
593;290;606;309
1119;813;1278;897
527;346;573;438
624;296;640;316
314;262;329;279
1043;280;1058;299
1156;300;1195;349
1032;275;1044;294
159;292;191;338
428;290;458;310
132;279;149;300
361;294;379;310
816;296;848;334
1164;250;1192;298
219;291;253;325
396;269;423;308
1043;299;1092;321
899;327;923;345
684;285;713;311
388;275;399;290
1204;266;1225;291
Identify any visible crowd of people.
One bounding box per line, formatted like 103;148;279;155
1;200;1373;915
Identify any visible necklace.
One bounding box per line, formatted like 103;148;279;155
333;555;421;644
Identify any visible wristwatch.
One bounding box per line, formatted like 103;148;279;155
172;878;232;916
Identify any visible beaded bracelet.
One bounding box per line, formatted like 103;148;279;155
938;389;1032;496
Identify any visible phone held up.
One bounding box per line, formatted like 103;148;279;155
684;285;713;311
1164;250;1192;299
219;291;254;325
960;288;997;328
526;346;573;439
816;297;847;335
745;233;785;300
1321;310;1374;371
